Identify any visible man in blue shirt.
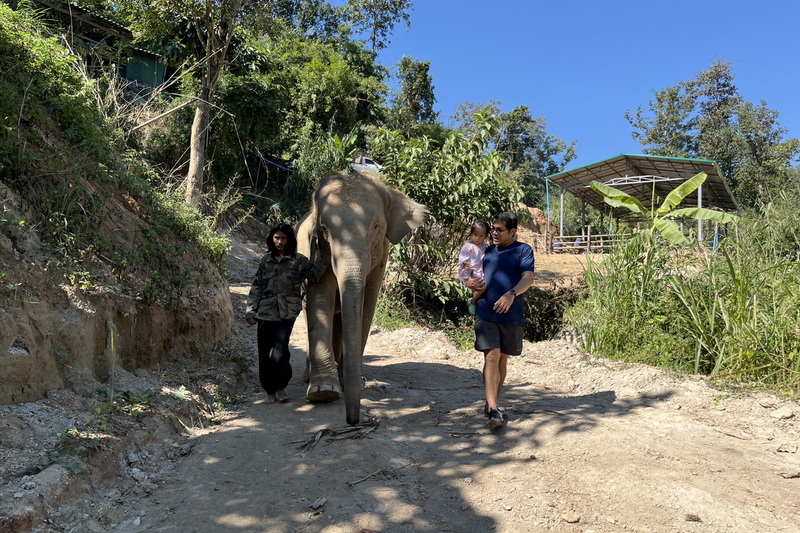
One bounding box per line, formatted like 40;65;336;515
467;211;535;428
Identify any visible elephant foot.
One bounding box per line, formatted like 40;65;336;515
306;381;341;403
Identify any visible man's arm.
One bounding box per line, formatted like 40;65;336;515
492;270;534;314
510;270;535;296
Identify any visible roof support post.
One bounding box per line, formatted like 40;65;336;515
581;200;586;236
545;178;552;236
559;185;566;237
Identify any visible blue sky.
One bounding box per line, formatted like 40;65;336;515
375;0;800;170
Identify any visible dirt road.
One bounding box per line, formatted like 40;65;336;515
2;235;798;533
108;236;799;533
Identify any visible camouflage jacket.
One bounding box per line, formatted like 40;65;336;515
245;252;327;321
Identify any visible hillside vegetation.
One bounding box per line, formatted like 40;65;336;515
0;5;232;404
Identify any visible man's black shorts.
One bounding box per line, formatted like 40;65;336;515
474;317;524;356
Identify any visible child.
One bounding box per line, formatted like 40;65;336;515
458;221;490;314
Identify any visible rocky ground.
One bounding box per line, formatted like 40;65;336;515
1;230;798;533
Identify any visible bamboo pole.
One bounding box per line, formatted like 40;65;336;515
129;98;197;133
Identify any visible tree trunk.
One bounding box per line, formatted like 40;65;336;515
185;84;212;207
183;0;242;207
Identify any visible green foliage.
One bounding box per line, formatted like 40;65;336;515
289;129;359;210
523;283;585;342
372;289;413;331
375;283;477;351
370;107;523;310
86;386;152;433
35;450;84;475
117;156;232;289
496;105;577;207
0;446;84;483
626;59;800;209
213;390;247;412
202;35;386;214
750;192;800;261
152;187;232;270
591;171;738;246
0;6;110;177
387;56;438;132
0;270;22;302
564;197;800;395
438;314;476;352
565;235;715;373
0;8;230;304
345;0;412;55
214;341;251;375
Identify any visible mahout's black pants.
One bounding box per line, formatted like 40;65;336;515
256;318;296;394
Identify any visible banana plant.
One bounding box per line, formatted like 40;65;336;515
591;171;738;246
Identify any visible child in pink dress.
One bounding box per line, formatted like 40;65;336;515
458;221;490;314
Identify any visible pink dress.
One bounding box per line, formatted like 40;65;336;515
458;241;486;286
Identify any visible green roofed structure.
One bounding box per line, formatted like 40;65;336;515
544;154;738;242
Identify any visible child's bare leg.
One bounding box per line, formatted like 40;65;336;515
472;287;486;305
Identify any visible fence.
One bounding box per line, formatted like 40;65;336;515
550;230;627;254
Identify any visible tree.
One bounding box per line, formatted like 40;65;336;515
267;0;345;40
626;60;800;208
205;33;387;212
691;59;742;181
368;107;523;306
495;106;576;206
387;55;437;132
624;84;696;158
731;101;800;206
116;0;256;207
344;0;412;57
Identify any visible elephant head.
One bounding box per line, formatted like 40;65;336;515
297;172;429;425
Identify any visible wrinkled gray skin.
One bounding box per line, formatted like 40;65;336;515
297;172;429;425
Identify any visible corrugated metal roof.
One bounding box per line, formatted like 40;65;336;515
545;153;738;216
37;0;132;38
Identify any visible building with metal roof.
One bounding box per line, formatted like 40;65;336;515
544;154;738;240
35;1;166;87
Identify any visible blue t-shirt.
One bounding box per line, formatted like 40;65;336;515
475;240;535;326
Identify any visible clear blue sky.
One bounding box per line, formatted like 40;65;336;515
375;0;800;170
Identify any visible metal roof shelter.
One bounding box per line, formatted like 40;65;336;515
544;154;738;240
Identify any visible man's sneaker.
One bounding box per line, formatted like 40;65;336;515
483;402;509;420
487;409;504;428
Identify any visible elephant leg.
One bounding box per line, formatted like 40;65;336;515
343;266;385;395
333;311;344;387
306;272;342;403
302;344;311;383
361;266;386;353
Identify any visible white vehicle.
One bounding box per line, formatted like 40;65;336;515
350;155;384;174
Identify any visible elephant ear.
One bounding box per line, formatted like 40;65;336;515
295;209;318;258
386;189;430;244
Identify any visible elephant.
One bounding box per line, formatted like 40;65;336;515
296;171;429;425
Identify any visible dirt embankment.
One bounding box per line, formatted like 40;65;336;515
0;181;233;406
1;228;799;533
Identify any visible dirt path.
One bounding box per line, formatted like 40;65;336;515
105;237;799;533
2;234;798;533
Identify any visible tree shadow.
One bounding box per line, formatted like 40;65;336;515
144;339;674;532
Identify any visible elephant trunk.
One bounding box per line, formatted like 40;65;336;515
338;274;366;425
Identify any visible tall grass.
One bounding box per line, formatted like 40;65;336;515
1;6;234;299
565;201;800;396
